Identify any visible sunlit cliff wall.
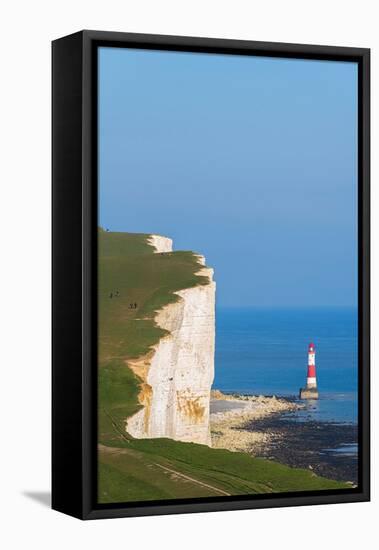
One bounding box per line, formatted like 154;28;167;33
126;236;215;446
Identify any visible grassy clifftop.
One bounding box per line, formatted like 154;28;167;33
98;230;349;504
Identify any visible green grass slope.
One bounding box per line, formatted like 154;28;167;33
98;230;349;503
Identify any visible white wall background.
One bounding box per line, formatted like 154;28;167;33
0;1;376;548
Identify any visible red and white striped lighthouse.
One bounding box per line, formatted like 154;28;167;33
299;342;319;399
306;342;317;388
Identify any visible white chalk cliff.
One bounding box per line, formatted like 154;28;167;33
147;234;173;253
126;235;215;446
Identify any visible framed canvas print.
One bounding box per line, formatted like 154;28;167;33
52;30;370;520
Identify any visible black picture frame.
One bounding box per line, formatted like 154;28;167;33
52;30;370;520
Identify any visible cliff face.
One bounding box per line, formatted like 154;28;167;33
126;236;215;446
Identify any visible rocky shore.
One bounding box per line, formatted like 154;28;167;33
245;411;358;484
210;390;302;453
210;390;358;485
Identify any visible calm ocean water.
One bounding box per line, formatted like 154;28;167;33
214;307;358;424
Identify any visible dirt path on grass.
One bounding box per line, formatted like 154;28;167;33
152;462;231;496
98;444;231;497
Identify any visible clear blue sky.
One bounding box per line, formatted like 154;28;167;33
99;47;358;307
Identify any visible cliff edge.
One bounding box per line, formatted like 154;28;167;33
127;235;215;445
98;230;215;448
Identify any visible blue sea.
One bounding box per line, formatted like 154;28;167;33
214;307;358;424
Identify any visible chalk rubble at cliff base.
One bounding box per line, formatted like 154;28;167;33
210;391;302;454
